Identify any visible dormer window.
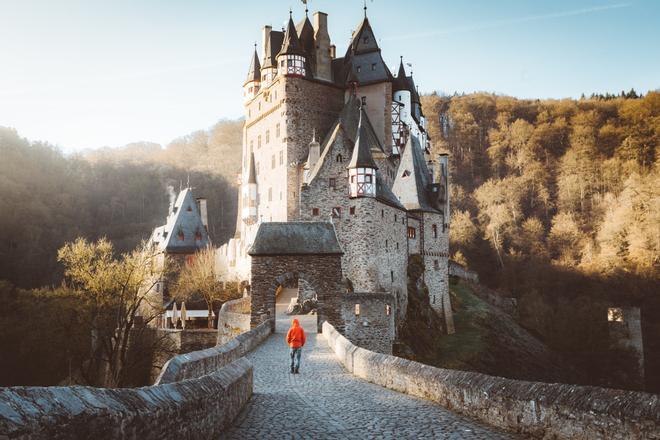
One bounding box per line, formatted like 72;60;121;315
336;154;343;163
402;170;411;177
177;229;185;241
187;205;192;212
195;228;202;241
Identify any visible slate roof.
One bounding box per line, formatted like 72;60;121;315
263;30;284;69
393;58;408;92
279;15;304;56
248;222;344;256
347;108;379;169
296;16;315;57
150;188;211;253
245;48;261;85
391;136;440;213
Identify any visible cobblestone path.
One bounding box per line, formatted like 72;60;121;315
222;331;515;439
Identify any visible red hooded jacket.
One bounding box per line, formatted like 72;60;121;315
286;319;306;348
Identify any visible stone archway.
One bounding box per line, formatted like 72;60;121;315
248;222;345;333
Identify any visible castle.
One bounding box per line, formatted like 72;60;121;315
217;7;455;350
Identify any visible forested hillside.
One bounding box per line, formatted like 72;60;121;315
0;120;242;288
422;91;659;390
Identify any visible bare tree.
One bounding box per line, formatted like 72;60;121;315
173;246;240;328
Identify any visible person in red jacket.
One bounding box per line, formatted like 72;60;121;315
286;318;306;374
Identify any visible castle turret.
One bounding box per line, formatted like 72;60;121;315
347;109;378;198
241;152;258;224
312;12;332;81
244;45;261;101
392;57;410;155
277;12;306;77
297;11;315;74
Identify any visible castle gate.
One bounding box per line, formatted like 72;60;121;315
248;222;345;333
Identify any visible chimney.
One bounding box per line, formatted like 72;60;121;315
308;130;321;170
313;12;332;81
261;25;272;62
196;198;209;231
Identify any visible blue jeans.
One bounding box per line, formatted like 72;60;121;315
290;347;302;371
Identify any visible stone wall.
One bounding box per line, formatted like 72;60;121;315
421;211;453;333
341;292;395;354
448;259;479;283
250;254;344;333
300;141;408;327
0;321;276;440
465;280;518;317
158;319;273;384
217;296;252;345
322;321;660;439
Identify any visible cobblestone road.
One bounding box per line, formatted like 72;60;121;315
222;330;515;439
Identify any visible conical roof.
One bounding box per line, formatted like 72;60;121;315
347;108;379;170
391;136;439;212
297;16;315;57
278;14;304;56
245;47;261;84
393;57;408;92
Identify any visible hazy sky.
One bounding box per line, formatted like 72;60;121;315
1;0;658;153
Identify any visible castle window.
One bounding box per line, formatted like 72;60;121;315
276;123;281;138
331;207;341;218
371;63;376;71
434;260;439;270
187;205;192;212
381;209;384;218
280;60;284;67
336;154;343;163
432;296;436;305
385;239;388;249
396;242;399;250
274;90;277;100
266;130;270;144
312;208;319;216
390;271;394;282
608;308;624;322
258;135;262;148
279;150;284;165
442;223;447;233
394;214;397;222
361;96;367;105
356;65;361;73
329;177;336;189
407;227;416;239
350;206;356;215
386;305;391;315
271;154;276;169
432;224;438;238
354;304;360;316
258;102;261;111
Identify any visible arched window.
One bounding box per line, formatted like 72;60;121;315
336;154;343;163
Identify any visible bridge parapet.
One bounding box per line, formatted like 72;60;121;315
0;320;274;440
323;321;660;439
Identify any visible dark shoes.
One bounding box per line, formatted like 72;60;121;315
290;368;300;374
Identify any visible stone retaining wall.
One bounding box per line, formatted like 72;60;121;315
157;319;273;384
448;260;479;282
0;320;275;440
217;296;252;344
322;321;660;439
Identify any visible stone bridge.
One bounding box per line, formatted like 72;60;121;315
1;317;659;439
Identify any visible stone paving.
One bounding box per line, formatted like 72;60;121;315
222;320;515;439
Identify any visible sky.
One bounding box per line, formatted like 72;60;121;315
1;0;658;153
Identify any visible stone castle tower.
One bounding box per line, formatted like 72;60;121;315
218;7;454;341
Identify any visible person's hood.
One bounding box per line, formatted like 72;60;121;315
291;318;300;327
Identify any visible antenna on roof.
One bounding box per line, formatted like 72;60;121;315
363;0;368;18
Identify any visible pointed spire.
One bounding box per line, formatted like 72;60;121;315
246;44;261;84
393;56;408;91
347;108;379;170
363;0;367;18
247;152;257;184
279;12;304;56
